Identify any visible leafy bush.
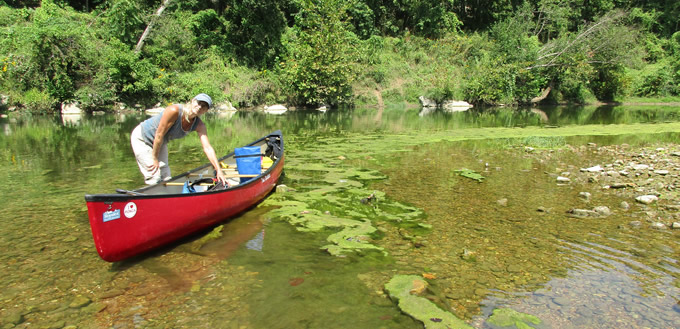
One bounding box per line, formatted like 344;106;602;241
103;0;143;46
590;64;629;101
188;9;230;53
280;0;357;107
105;39;164;106
29;0;100;102
12;88;58;113
634;61;679;97
224;0;287;68
142;10;197;72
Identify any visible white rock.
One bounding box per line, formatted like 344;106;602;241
593;206;612;217
557;176;571;183
418;96;437;108
635;195;658;204
215;101;237;112
442;100;472;111
145;107;163;115
654;170;669;175
672;222;680;229
581;165;604;173
633;164;650;170
263;104;287;114
61;102;82;114
651;222;667;230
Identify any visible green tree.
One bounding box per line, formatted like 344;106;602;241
103;0;144;46
224;0;287;68
280;0;357;106
29;0;101;104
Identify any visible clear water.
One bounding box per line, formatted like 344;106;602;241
0;104;679;328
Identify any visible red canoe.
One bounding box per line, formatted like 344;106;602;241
84;130;284;262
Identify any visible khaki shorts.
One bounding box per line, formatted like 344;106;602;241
130;125;170;185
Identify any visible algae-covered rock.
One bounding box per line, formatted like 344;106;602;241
385;275;472;329
454;168;485;182
323;220;385;256
487;308;541;329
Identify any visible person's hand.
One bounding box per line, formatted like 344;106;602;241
215;170;228;187
148;158;160;174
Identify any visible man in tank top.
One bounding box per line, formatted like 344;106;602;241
130;93;228;185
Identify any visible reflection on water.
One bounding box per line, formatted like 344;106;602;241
0;105;679;328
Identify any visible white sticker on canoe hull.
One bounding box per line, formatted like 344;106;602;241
261;174;271;183
124;202;137;218
103;209;120;222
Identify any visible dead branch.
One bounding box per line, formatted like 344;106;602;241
135;0;173;53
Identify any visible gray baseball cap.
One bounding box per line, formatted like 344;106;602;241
194;93;212;109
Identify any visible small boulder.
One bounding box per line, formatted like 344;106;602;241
635;195;658;205
651;222;667;230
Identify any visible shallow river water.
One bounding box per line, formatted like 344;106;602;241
0;104;679;328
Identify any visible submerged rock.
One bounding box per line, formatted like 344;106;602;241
567;206;612;218
635;195;658;204
69;295;92;308
487;308;541;328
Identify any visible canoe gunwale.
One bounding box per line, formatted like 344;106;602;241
84;130;283;202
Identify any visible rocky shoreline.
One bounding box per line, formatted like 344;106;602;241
538;142;680;231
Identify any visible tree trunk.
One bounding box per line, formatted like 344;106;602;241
530;83;553;104
135;0;173;53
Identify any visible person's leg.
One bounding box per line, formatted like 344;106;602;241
130;125;161;185
158;142;171;181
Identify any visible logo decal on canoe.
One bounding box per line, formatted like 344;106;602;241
261;174;271;183
103;209;120;222
124;202;137;218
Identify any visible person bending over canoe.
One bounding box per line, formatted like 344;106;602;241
130;93;228;186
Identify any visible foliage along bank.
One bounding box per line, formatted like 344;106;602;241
0;0;679;114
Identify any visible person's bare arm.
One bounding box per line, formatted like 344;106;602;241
195;121;227;185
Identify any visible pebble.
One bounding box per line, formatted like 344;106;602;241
557;176;571;183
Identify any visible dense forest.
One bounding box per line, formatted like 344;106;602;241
0;0;679;113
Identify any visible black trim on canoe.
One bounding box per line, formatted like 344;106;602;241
84;130;284;202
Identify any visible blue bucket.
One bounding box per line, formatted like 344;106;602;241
235;146;262;183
